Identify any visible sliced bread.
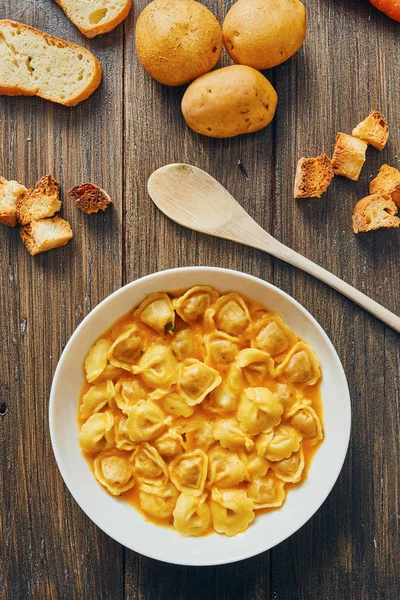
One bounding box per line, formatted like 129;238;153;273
0;20;102;106
352;193;400;234
20;216;73;255
0;176;27;227
17;175;62;226
55;0;132;38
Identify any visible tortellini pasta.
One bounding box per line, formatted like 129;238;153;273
93;451;135;496
169;450;208;496
288;401;323;445
252;315;292;356
275;342;321;386
247;473;286;508
80;380;115;420
107;325;142;371
154;430;185;458
235;348;274;386
79;411;115;453
173;286;219;323
208;447;245;488
208;293;251;335
257;425;302;461
178;359;221;406
211;488;255;536
173;493;211;536
270;448;305;483
127;400;169;442
214;418;254;452
79;286;324;537
139;481;179;518
134;292;175;334
171;329;194;361
206;364;243;413
238;387;283;435
204;331;240;364
132;345;178;394
115;378;147;414
84;338;112;383
114;416;136;451
133;443;168;484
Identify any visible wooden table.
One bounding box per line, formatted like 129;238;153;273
1;1;399;598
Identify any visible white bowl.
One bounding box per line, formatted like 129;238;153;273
49;267;351;566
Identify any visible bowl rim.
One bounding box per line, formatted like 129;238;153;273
49;266;351;566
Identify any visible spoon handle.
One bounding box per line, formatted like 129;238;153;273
252;229;400;333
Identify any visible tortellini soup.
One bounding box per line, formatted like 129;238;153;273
78;287;324;537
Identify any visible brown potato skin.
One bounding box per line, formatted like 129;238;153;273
181;65;278;138
223;0;306;70
135;0;223;86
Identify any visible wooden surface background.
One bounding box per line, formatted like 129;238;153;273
1;0;399;598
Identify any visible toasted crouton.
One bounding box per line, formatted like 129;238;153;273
0;176;27;227
352;110;389;151
370;164;400;208
294;154;334;199
20;216;73;255
352;193;400;234
331;133;368;181
17;175;62;226
68;182;112;214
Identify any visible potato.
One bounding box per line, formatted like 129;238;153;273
222;0;306;70
135;0;223;86
181;65;278;138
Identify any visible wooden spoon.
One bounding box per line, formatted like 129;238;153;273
148;163;400;333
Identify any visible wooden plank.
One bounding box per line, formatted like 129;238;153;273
271;0;400;598
122;1;274;596
0;1;124;598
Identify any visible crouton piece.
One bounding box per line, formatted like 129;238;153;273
20;216;73;255
294;154;334;199
331;133;368;181
17;175;62;226
68;182;112;214
0;176;27;227
370;164;400;208
352;193;400;234
352;110;389;151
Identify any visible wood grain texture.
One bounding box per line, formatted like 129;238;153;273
0;0;399;599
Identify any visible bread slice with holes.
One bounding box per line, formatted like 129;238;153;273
352;193;400;234
0;176;27;227
0;20;102;106
17;175;62;226
20;216;73;255
55;0;132;38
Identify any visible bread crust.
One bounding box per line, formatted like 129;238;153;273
0;20;102;106
352;193;400;234
55;0;132;38
294;154;334;198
